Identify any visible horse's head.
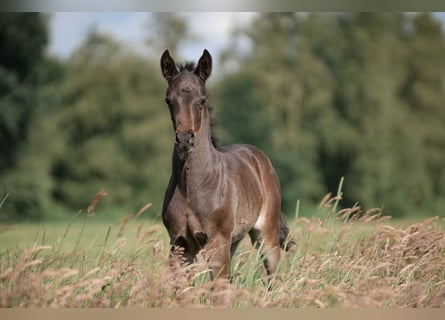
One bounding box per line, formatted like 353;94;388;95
161;49;212;157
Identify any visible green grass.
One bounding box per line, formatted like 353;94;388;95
0;199;444;307
0;215;167;257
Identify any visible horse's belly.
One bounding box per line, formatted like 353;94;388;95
227;162;264;241
231;217;253;242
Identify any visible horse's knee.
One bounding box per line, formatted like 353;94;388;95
204;236;231;279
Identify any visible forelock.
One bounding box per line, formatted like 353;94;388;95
178;62;196;72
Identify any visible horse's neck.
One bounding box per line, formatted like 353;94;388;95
175;117;219;197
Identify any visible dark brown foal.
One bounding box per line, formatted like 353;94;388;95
160;49;292;279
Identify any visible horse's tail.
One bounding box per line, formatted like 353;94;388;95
279;213;296;252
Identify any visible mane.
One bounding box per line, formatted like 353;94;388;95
207;103;219;148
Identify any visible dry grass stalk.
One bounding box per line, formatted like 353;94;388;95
87;189;108;216
1;200;444;307
135;202;152;218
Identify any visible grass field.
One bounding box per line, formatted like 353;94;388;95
1;194;444;307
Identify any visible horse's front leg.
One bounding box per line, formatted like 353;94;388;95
203;233;231;279
168;235;196;274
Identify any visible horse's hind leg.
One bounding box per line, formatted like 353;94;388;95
250;201;282;276
263;242;281;276
249;227;281;276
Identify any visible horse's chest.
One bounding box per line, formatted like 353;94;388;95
179;158;263;239
189;173;260;214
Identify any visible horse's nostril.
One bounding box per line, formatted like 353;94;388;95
175;130;195;147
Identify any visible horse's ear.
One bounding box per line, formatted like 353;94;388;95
160;50;178;82
195;49;212;81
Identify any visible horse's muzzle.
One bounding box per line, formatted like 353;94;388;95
175;130;195;154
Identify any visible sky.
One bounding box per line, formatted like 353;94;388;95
49;12;445;63
48;13;257;62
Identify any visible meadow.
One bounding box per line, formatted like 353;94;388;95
1;193;444;308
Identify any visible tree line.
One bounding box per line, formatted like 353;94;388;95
1;13;445;221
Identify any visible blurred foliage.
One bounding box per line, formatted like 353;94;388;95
52;32;171;216
0;13;61;220
1;13;445;221
145;13;197;59
216;13;445;216
0;13;48;171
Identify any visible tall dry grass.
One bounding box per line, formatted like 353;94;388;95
0;194;444;307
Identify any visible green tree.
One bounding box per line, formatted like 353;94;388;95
398;13;445;213
51;31;170;216
0;13;48;172
0;13;65;220
146;13;196;59
214;71;272;152
321;13;445;215
220;12;445;216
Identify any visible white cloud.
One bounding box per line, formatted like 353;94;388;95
178;12;256;59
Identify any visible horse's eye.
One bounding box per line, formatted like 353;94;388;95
165;97;172;106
